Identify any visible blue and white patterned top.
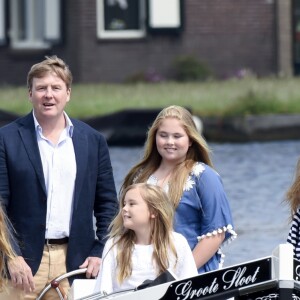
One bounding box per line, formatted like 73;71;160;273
147;162;237;273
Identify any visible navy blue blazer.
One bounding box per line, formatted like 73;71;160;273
0;113;118;277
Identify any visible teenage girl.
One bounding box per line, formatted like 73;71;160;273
121;105;236;273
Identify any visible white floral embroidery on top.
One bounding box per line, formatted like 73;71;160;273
183;163;205;191
147;175;169;193
191;163;205;176
184;176;194;191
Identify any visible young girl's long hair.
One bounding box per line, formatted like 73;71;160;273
108;183;177;284
121;105;213;207
0;204;16;291
286;158;300;220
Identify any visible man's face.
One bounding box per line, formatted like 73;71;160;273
29;72;71;122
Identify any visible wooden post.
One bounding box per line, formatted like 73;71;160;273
276;0;293;76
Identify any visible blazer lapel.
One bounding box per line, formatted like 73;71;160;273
72;124;88;211
18;114;47;196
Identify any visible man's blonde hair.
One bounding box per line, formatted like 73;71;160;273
27;55;73;90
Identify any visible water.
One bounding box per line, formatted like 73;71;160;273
109;140;300;267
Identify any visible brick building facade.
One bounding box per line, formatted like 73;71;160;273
0;0;294;85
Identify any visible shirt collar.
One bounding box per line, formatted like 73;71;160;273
32;111;74;137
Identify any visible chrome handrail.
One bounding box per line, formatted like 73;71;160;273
36;268;87;300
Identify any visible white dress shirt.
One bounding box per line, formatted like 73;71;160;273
33;112;77;239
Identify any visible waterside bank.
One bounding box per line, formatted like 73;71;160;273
83;109;300;145
1;109;300;145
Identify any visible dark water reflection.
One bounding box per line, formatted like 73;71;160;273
109;140;300;267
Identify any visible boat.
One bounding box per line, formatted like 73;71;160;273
37;243;300;300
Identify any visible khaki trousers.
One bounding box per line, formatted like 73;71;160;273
0;244;70;300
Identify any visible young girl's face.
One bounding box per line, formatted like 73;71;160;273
122;188;151;232
156;117;191;165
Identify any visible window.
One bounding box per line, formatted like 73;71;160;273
97;0;146;39
0;0;5;45
9;0;61;49
147;0;183;33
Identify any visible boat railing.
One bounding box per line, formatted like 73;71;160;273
36;268;87;300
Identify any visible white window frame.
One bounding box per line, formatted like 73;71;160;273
96;0;146;39
9;0;61;49
0;0;5;45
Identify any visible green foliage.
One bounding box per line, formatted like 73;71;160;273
172;55;213;82
2;78;300;118
223;83;300;116
223;91;278;116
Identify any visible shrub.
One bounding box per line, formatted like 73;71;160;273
124;69;164;83
172;55;213;82
223;90;283;116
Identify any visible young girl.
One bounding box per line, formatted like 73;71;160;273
287;158;300;259
94;183;197;294
121;105;237;273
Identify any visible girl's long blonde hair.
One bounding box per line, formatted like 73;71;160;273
108;183;177;284
0;205;16;291
286;158;300;220
121;105;213;207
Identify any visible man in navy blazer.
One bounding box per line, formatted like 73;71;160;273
0;56;118;299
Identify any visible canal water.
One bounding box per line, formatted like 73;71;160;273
109;140;300;267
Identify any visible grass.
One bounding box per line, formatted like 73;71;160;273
1;77;300;119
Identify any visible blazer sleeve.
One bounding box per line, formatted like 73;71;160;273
91;135;118;257
0;132;22;256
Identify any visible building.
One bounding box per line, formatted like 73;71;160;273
0;0;295;85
